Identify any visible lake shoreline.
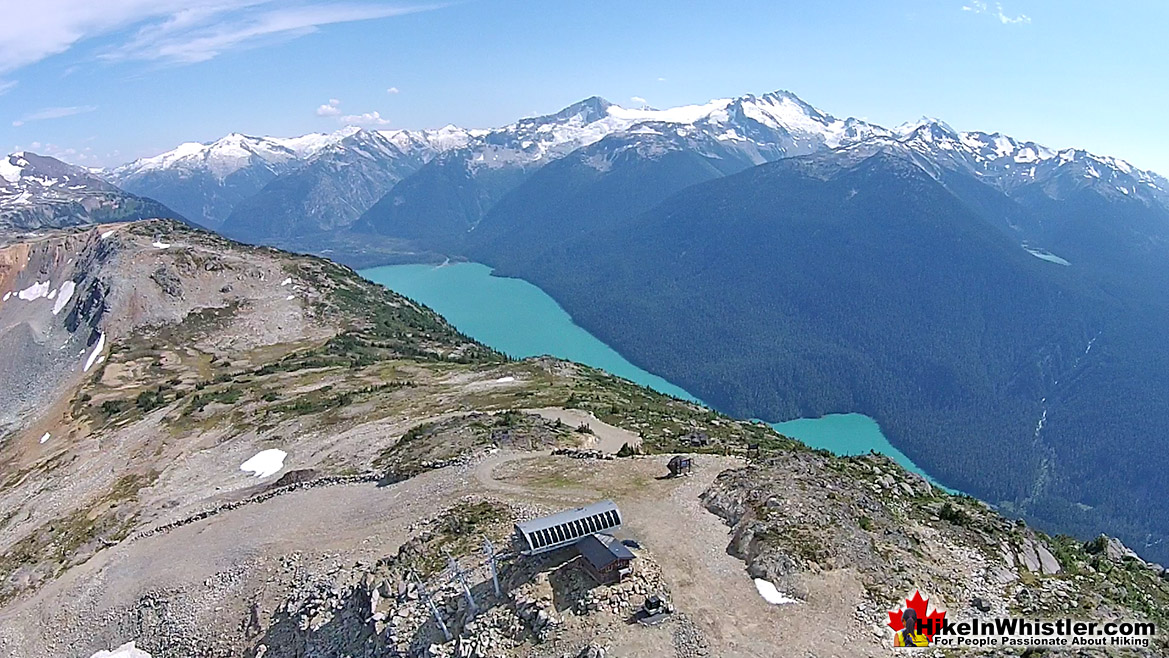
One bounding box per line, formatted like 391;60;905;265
360;261;951;489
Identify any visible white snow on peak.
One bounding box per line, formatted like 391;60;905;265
895;117;952;138
378;125;479;153
1;153;27;183
273;127;360;158
240;448;287;478
116;133;310;180
603;93;851;145
39;432;50;444
991;134;1015;158
607;98;735;125
115;124;475;180
737;94;858;146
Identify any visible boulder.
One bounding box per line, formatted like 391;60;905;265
1018;540;1041;573
1105;536;1139;562
1036;543;1061;575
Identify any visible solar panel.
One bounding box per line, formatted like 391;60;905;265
514;500;623;555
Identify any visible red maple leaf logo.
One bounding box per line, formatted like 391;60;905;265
887;590;947;641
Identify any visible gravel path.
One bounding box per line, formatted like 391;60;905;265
524;407;642;453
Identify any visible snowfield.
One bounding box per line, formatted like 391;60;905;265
17;281;51;301
240;449;287;478
88;642;151;658
52;280;76;315
83;332;106;372
754;578;798;605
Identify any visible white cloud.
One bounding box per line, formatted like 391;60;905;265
18;140;97;163
315;98;341;116
631;96;647;104
656;77;666;82
0;1;443;74
962;1;1030;24
0;80;15;95
12;105;98;127
386;86;399;94
339;110;390;126
316;98;390;126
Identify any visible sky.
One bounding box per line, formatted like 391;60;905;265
0;0;1166;173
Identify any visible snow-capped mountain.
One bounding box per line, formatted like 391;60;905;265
1;152;183;234
108;126;480;230
358;90;892;242
94;88;1168;253
453;91;887;174
218;128;461;242
107;130;354;229
890;118;1169;206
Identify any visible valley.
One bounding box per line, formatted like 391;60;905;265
0;220;1164;657
360;261;940;485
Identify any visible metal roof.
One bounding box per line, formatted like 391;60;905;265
515;500;620;536
578;533;635;569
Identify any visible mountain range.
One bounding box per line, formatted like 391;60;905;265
0;152;182;236
5;88;1169;563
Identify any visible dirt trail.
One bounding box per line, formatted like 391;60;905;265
525;407;641;453
1;440;884;658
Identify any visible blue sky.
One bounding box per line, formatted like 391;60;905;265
1;0;1166;173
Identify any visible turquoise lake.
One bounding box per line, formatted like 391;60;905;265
360;261;941;484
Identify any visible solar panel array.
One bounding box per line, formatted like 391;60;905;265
515;501;623;555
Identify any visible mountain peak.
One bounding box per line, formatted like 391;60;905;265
896;116;957;138
551;96;614;123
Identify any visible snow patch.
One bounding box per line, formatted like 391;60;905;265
280;277;292;286
1024;247;1070;266
0;154;24;183
83;332;106;372
87;642;152;658
754;578;798;605
151;240;171;249
285;294;295;300
2;292;10;301
495;376;516;383
39;432;50;444
100;230;115;239
18;281;51;301
240;449;287;478
52;281;76;315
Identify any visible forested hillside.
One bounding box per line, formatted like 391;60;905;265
477;150;1169;564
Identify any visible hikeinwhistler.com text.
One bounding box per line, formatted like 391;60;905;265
925;617;1156;649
